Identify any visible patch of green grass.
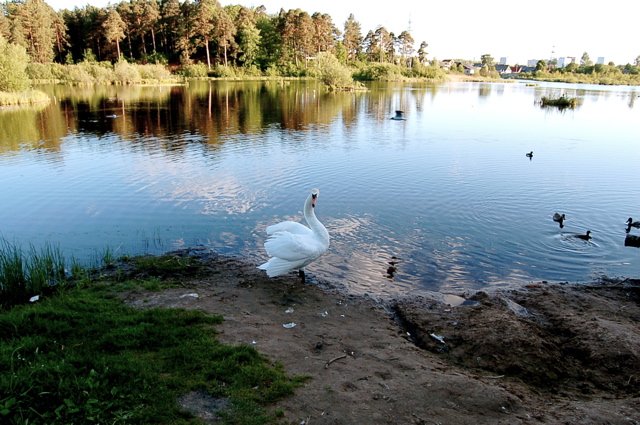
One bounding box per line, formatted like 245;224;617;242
0;289;301;424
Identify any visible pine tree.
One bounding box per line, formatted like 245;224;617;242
103;8;126;61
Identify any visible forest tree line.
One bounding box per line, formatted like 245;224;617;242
0;0;429;72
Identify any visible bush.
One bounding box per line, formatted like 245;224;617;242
406;64;447;80
182;62;209;78
0;35;30;92
64;64;95;84
353;63;404;81
114;61;142;83
212;64;237;77
26;63;55;80
313;52;357;89
138;63;173;81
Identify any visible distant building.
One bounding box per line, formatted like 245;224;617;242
499;57;508;65
597;57;605;64
527;59;539;67
495;64;510;74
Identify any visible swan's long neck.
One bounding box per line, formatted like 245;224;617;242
304;193;330;246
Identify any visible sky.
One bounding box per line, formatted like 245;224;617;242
45;0;640;65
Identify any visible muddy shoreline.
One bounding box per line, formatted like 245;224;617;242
115;249;640;424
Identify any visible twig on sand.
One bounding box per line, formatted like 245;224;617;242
325;355;347;369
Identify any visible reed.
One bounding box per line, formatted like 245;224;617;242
0;239;68;308
0;90;50;106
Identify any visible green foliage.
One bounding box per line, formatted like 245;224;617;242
0;239;66;308
0;271;301;424
114;61;142;84
406;64;447;80
0;35;31;92
182;63;210;78
540;96;577;108
138;64;174;81
311;52;358;89
353;62;404;81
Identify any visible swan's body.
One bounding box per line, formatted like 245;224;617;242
576;230;592;241
626;218;640;228
553;212;566;228
258;189;330;279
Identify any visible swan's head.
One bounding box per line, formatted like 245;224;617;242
311;188;319;208
627;217;633;224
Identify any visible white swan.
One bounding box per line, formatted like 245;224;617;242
258;188;330;280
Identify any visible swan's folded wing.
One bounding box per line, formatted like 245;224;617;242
266;221;312;236
264;232;325;262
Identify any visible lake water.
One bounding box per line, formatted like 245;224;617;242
1;80;639;296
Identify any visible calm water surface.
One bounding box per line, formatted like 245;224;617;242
1;80;639;296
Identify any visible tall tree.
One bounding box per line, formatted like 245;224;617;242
193;0;218;68
278;8;313;67
215;6;236;67
0;4;11;40
417;41;428;63
372;26;391;63
103;7;126;60
311;12;336;55
143;0;160;54
342;13;362;62
396;30;414;65
481;53;494;66
580;52;592;67
177;0;197;65
116;2;134;58
160;0;181;56
233;6;261;67
7;0;59;63
255;7;280;69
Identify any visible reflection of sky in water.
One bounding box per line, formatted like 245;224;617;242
0;81;639;296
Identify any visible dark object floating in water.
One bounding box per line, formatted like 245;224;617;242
575;230;592;241
553;212;565;228
526;151;533;159
625;233;640;248
626;217;640;229
391;110;406;120
540;96;577;108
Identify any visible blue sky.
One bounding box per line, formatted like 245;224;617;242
46;0;640;65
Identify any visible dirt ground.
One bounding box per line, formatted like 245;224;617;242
117;250;640;425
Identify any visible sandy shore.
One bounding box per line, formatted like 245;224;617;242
116;250;640;424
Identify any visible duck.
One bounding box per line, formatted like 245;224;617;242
575;230;592;241
258;188;330;282
391;110;406;120
526;151;533;159
624;233;640;248
626;217;640;228
553;212;566;228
